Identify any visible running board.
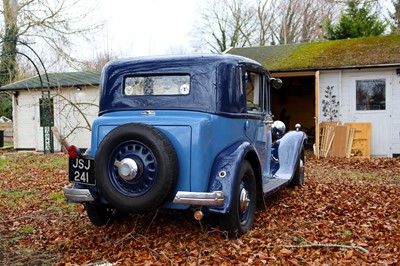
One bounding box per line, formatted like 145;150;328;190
263;178;289;196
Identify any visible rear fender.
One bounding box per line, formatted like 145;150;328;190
271;131;306;180
205;141;258;214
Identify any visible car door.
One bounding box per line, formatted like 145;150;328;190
242;66;269;168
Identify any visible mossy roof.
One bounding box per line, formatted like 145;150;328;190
0;71;100;91
227;35;400;71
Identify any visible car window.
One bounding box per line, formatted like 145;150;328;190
124;75;190;96
245;71;264;112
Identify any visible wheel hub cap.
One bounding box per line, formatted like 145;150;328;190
239;187;250;213
114;158;139;181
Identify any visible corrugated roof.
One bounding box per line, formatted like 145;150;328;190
227;35;400;71
0;71;100;91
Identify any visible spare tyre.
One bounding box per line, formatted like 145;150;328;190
95;123;179;213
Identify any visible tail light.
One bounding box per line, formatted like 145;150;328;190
68;145;80;159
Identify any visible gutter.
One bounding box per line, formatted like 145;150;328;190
270;63;400;73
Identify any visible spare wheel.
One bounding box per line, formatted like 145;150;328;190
95;123;179;213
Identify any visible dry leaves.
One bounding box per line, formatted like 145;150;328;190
0;152;399;265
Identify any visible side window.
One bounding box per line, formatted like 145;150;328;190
39;98;54;127
356;79;386;111
245;71;264;112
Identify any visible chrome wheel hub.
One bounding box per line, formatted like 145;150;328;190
114;158;139;181
239;187;250;213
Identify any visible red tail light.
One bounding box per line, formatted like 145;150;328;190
68;145;80;159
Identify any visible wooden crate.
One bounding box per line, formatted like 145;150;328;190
344;122;371;159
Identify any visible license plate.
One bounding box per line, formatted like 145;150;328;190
68;157;96;185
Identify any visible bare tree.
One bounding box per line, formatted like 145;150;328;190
193;0;344;51
389;0;400;34
0;0;101;83
272;0;341;44
256;0;276;46
192;0;257;53
79;52;117;72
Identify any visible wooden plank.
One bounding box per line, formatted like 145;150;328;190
331;126;350;158
315;71;319;158
344;123;371;159
319;125;335;158
51;127;70;153
346;128;355;158
319;122;339;158
0;122;12;130
320;121;340;128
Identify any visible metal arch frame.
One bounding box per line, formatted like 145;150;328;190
0;39;53;153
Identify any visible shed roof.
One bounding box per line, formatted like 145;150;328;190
0;71;100;91
227;35;400;71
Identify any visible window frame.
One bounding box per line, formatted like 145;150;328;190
355;78;386;112
243;68;266;114
39;97;54;127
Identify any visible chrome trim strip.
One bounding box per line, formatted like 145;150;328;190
63;186;95;202
173;191;224;206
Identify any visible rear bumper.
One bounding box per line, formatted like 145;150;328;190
173;191;224;206
63;186;95;202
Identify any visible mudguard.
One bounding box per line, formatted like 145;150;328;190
271;130;306;181
205;141;259;214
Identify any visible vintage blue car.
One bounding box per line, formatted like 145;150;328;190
64;54;306;236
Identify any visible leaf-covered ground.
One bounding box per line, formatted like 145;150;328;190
0;152;399;265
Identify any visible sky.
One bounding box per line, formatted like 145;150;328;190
87;0;201;59
80;0;395;61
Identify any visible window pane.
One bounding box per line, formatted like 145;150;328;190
39;98;54;127
124;75;190;96
246;72;263;112
356;79;385;111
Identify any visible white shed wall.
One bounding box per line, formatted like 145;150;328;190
12;86;99;152
319;67;399;157
391;69;400;156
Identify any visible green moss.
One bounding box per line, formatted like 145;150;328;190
230;35;400;71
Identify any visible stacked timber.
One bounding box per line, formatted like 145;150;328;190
319;122;371;159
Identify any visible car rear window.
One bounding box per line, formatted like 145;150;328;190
124;75;190;96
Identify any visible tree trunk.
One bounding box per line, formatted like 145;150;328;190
0;0;19;85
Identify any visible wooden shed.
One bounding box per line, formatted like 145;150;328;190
227;35;400;157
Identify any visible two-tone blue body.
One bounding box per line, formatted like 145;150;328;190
64;54;306;234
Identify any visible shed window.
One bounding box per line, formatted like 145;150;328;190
39;98;54;127
356;79;385;111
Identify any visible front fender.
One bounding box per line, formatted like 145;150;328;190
205;141;258;214
271;131;306;180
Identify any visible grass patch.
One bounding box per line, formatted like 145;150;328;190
21;225;35;234
340;229;352;238
39;156;67;169
0;156;7;168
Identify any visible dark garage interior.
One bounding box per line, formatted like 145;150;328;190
270;75;316;145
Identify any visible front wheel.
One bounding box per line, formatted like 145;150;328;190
219;160;257;237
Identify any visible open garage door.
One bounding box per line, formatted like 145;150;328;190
271;71;319;156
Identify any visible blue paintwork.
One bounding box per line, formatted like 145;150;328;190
80;54;306;214
100;54;261;116
271;131;306;179
89;110;267;209
205;141;257;213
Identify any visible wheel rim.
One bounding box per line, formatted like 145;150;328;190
108;140;157;197
299;158;305;182
238;178;252;225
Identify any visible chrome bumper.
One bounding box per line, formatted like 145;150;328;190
173;191;224;206
63;186;95;202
